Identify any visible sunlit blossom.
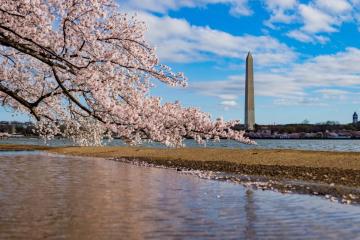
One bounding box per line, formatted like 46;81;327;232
0;0;253;146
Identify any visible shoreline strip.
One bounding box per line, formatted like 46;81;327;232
1;144;360;202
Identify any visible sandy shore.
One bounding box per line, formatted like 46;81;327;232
1;144;360;203
0;144;51;151
2;144;360;185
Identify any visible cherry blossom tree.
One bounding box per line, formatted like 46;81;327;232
0;0;253;146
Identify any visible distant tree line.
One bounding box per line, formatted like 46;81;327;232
234;122;360;133
0;122;36;136
258;123;360;134
3;121;360;138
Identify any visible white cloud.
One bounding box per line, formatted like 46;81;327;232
139;13;296;65
313;35;330;44
286;1;353;43
287;30;313;42
315;89;350;100
266;0;298;9
316;89;349;95
264;0;298;27
263;0;356;43
287;30;329;43
291;48;360;87
191;78;244;98
350;0;360;30
273;97;327;106
123;0;359;44
315;0;352;14
189;48;360;106
220;100;238;106
298;4;337;33
227;0;252;16
119;0;252;17
218;94;238;100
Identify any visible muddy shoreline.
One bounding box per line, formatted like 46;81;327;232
112;157;360;204
1;144;360;204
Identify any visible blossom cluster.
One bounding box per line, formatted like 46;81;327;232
0;0;253;146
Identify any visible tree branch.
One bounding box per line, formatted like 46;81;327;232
0;82;40;120
51;67;106;123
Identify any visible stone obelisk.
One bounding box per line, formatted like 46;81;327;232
245;52;255;130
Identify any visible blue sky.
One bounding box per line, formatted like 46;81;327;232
2;0;360;124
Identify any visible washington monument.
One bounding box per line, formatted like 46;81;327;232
245;52;255;130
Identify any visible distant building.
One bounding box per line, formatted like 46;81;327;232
353;112;358;124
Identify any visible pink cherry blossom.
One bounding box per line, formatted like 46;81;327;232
0;0;253;146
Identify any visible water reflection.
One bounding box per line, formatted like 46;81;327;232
244;189;256;239
1;153;360;239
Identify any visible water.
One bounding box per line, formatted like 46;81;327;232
1;153;360;239
1;137;360;152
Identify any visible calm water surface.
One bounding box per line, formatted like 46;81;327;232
1;137;360;151
1;153;360;239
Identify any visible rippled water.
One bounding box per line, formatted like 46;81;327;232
2;137;360;151
1;153;360;239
